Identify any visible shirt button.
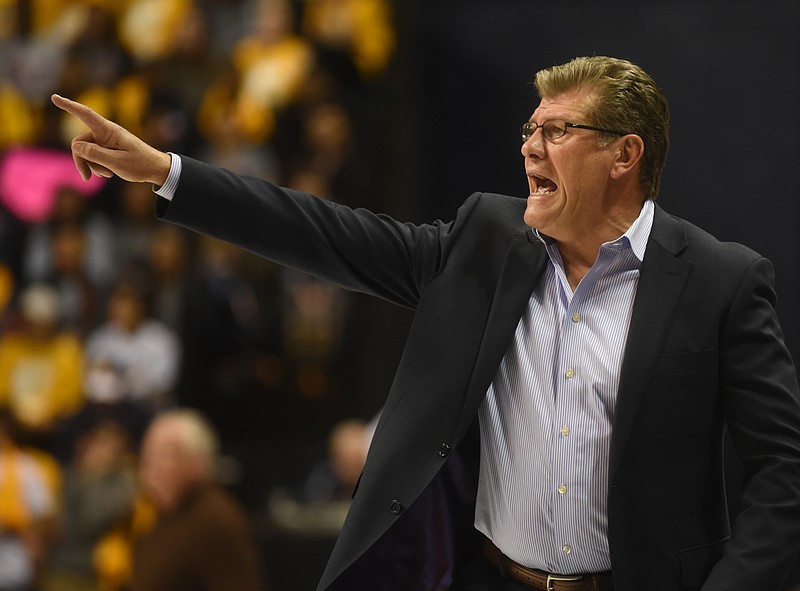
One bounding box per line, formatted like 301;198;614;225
562;544;572;555
571;312;581;323
560;426;570;437
564;368;575;379
558;484;568;495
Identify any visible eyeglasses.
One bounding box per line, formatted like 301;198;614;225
521;119;632;143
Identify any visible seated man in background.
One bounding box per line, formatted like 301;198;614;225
132;409;266;591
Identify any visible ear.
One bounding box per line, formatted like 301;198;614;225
609;134;645;180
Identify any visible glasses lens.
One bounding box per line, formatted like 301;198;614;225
521;122;535;142
543;120;567;141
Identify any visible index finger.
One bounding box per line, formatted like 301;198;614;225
51;94;110;134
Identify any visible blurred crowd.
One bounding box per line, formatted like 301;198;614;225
0;0;395;589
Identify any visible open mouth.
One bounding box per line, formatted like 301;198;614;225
529;173;558;195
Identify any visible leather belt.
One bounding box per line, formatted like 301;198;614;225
482;538;614;591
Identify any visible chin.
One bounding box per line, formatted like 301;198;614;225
523;212;537;229
524;194;563;233
523;206;546;230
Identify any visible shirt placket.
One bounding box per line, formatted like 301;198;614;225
548;249;618;573
548;260;582;572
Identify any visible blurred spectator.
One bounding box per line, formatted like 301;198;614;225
219;0;314;144
196;66;282;178
0;0;38;149
42;420;136;591
114;182;160;269
0;81;38;150
119;0;194;64
27;0;120;40
301;0;395;81
179;235;270;400
298;100;369;205
280;267;349;399
302;417;371;503
194;0;249;59
0;283;84;448
132;408;266;591
0;409;58;591
273;167;353;401
84;274;181;415
40;222;103;338
3;0;74;110
146;4;222;133
0;1;22;76
65;4;133;93
90;492;157;591
22;185;117;295
145;225;192;333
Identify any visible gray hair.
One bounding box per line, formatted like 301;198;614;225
153;408;220;475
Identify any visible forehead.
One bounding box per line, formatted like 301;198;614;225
143;420;183;453
531;87;595;122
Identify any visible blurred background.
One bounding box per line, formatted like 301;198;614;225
0;0;797;589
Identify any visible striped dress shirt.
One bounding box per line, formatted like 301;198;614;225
475;199;655;574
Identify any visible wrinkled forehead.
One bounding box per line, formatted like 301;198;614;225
531;86;598;122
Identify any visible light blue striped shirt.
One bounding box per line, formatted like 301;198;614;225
153;153;182;200
475;199;655;574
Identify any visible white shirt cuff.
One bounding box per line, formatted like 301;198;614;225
153;153;182;201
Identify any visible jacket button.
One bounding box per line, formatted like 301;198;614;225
438;443;451;458
390;499;402;515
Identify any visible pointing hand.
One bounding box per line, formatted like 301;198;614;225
51;94;172;186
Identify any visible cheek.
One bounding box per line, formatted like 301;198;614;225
141;456;173;486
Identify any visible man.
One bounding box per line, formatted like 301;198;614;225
132;409;265;591
51;55;800;591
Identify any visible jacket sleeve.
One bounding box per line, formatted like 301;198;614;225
703;256;800;590
156;156;479;310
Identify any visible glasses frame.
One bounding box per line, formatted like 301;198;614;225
521;119;632;143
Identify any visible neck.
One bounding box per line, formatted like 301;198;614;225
556;200;645;290
557;244;596;291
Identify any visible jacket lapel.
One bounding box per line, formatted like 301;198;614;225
609;206;693;480
458;231;549;435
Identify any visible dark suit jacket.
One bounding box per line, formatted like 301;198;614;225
159;157;800;591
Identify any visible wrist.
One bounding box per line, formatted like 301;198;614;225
152;151;172;187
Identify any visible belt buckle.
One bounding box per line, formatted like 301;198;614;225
545;573;582;591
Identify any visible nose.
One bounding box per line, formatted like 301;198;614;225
521;128;545;159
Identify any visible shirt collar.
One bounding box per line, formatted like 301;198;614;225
534;199;655;263
624;199;654;262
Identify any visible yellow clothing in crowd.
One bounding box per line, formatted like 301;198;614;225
93;494;157;591
302;0;395;77
0;444;60;530
0;332;84;432
226;35;313;142
0;83;39;149
119;0;191;62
